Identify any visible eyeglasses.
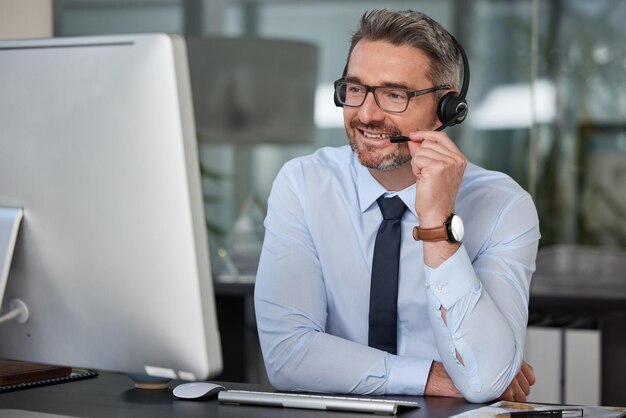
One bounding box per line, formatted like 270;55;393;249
334;79;451;113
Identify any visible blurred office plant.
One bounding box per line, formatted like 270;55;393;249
199;161;229;240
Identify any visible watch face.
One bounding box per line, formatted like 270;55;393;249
450;215;464;242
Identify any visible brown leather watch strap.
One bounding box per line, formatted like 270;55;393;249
412;224;448;242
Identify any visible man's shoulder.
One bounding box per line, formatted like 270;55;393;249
459;163;533;213
462;163;528;197
268;146;358;213
280;145;354;176
459;163;539;252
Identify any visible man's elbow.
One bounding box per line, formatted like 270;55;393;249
456;373;512;403
461;388;501;404
265;365;295;391
263;354;309;392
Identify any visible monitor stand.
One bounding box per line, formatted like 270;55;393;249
0;207;24;317
1;208;50;389
1;207;164;388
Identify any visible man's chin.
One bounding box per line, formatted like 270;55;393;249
352;143;411;171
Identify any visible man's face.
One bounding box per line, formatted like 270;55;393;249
343;40;440;171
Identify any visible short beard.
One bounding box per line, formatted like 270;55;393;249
347;121;411;171
349;140;411;170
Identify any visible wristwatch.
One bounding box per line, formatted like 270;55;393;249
413;213;464;243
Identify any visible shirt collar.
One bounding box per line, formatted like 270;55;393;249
353;153;417;218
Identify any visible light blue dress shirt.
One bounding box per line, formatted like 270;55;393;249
254;145;540;403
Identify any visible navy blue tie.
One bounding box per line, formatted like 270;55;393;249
368;195;407;354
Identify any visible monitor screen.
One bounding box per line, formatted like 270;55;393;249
0;33;222;381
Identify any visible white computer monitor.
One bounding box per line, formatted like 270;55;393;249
0;33;222;381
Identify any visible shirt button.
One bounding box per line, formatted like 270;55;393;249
436;284;445;293
424;283;430;289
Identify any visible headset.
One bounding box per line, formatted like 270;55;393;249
334;34;470;143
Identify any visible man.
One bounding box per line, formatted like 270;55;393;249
254;9;539;403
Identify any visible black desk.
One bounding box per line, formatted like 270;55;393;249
0;372;481;417
214;281;260;383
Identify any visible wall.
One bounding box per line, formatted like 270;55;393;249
0;0;53;39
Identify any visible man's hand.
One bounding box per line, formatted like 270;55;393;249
498;361;536;402
406;131;467;226
424;361;462;398
425;361;536;402
406;131;467;268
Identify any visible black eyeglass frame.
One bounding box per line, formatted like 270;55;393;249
333;79;452;113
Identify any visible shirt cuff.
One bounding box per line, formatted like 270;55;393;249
424;244;480;310
386;356;432;395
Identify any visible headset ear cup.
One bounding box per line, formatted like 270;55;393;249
334;93;342;108
437;92;467;126
334;81;344;108
334;66;348;108
437;92;458;125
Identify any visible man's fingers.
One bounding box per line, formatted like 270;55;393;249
521;362;536;386
411;147;457;169
408;130;462;154
500;375;531;403
410;138;467;172
499;388;514;402
411;142;466;171
499;362;537;403
516;369;531;396
510;379;527;402
412;137;459;159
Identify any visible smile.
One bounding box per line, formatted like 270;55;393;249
359;130;393;139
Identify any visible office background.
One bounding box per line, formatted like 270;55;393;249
39;0;626;252
2;0;626;408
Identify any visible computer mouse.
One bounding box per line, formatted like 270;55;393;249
172;382;226;400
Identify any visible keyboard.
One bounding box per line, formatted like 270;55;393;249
218;389;421;415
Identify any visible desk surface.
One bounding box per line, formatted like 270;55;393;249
0;372;481;417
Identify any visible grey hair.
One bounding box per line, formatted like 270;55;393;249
347;9;461;92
